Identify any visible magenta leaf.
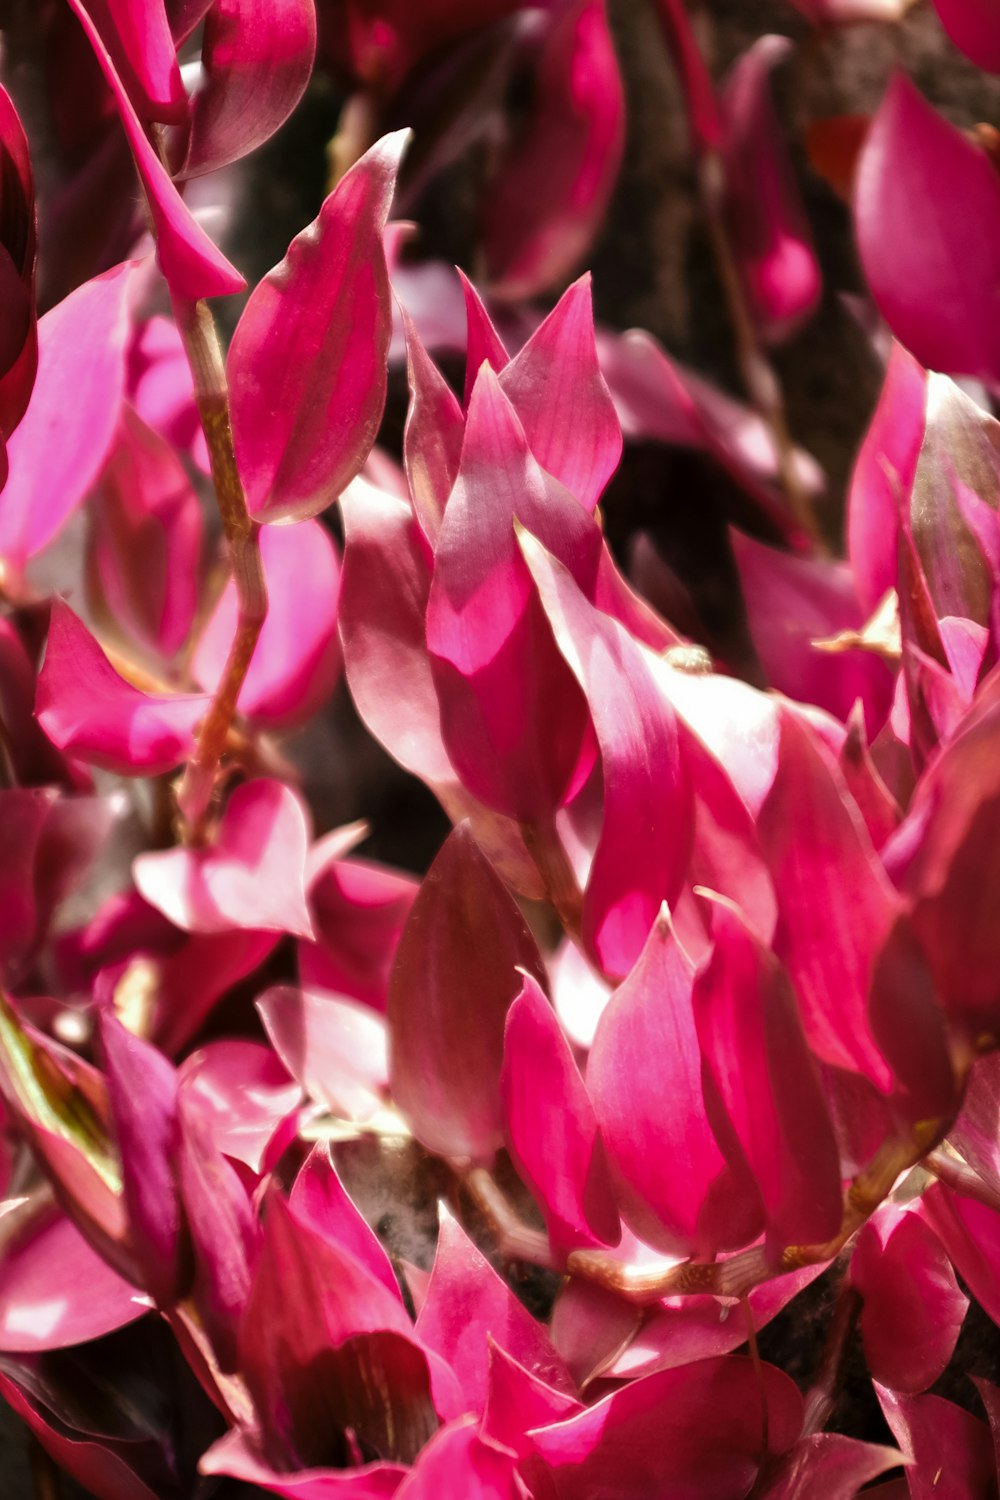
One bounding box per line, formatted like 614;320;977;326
588;909;763;1256
501;972;619;1260
229;131;406;522
920;1181;1000;1332
134;779;313;937
0;84;37;448
0;1209;149;1352
387;823;545;1165
758;1433;903;1500
0;261;133;570
483;0;625;301
875;1386;998;1500
483;1343;582;1457
519;525;693;977
36;624;161;771
848;341;927;616
183;0;317;177
402;308;465;546
65;1;245;299
756;709;896;1088
415;1208;573;1412
651;0;722;152
126;314;209;472
97;1008;185;1307
526;1356;803;1500
89;402;204;660
426;368;599;825
89;0;186;122
932;0;1000;69
178;1038;300;1173
459;269;510;409
299;840;417;1013
855;72;1000;385
258;985;389;1121
200;1426;408;1495
852;1207;967;1394
949;1051;1000;1194
499;274;622;512
395;1415;520;1499
693;894;843;1253
720;36;821;343
192;518;341;728
290;1144;399;1301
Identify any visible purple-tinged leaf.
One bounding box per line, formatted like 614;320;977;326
192;519;341;728
387;823;545;1165
757;709;896;1088
402;308;464;546
396;1415;521;1499
694;894;843;1253
852;1207;967;1393
89;403;204;659
875;1386;998;1500
415;1208;573;1413
183;0;317;176
526;1356;803;1500
839;703;902;851
502;973;619;1260
134;779;313;937
499;274;622;511
758;1433;903;1500
97;1009;184;1306
848;341;926;616
0;262;133;570
920;1181;1000;1331
855;73;1000;386
259;985;388;1121
0;1208;149;1352
720;36;821;343
484;0;624;301
589;909;763;1256
426;369;599;825
867;917;961;1127
230;132;406;522
519;526;693;977
932;0;1000;70
65;1;245;299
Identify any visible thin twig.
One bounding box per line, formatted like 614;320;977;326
170;296;267;838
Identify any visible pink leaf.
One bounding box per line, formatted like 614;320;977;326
415;1208;572;1413
426;368;599;825
396;1416;521;1499
133;779;313;937
258;985;388;1121
758;1433;903;1500
588;909;763;1256
89;403;204;659
756;709;896;1088
299;845;416;1013
720;36;821;342
65;1;245;299
387;823;545;1165
483;1344;582;1457
182;0;317;176
459;270;510;409
0;83;38;447
192;519;341;728
527;1356;803;1500
693;894;843;1253
518;526;693;977
501;972;619;1260
0;262;133;570
89;0;186;121
229;132;406;522
875;1386;998;1500
200;1427;407;1495
36;602;208;776
932;0;1000;70
0;1209;149;1352
499;274;622;511
179;1038;300;1173
650;0;722;152
852;1208;967;1393
484;0;624;301
290;1144;398;1300
855;73;1000;385
848;342;927;616
126;315;209;472
402;308;465;546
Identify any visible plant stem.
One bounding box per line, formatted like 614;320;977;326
171;296;267;838
802;1275;861;1437
29;1439;60;1500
